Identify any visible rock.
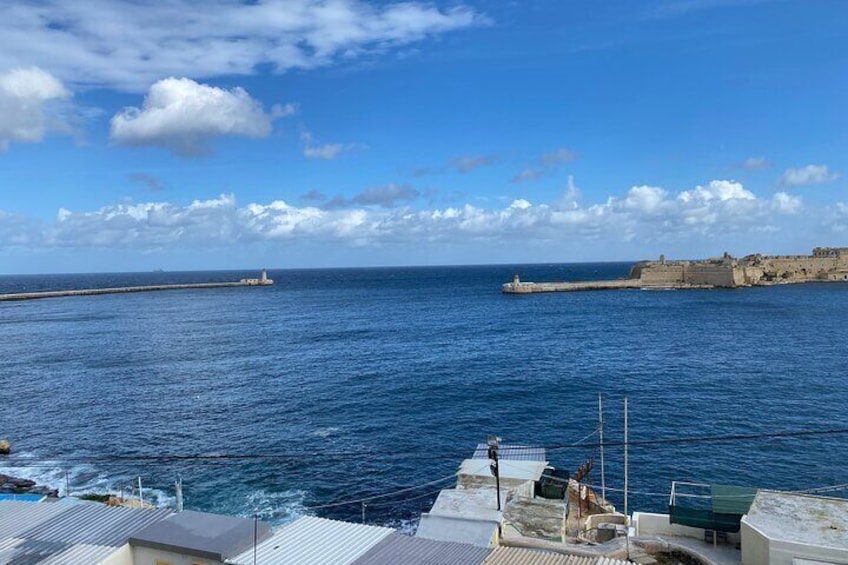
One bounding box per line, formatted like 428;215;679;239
0;440;10;455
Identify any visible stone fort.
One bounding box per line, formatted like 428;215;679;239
629;247;848;288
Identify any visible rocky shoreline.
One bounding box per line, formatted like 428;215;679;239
0;474;59;498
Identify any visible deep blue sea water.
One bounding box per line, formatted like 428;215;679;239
1;264;847;530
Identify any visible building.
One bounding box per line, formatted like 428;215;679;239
129;510;271;564
740;490;848;565
0;499;172;564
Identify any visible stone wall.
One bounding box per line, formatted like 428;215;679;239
633;247;848;288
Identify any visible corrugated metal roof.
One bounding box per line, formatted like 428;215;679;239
0;499;173;564
18;502;173;546
226;516;394;565
484;547;630;565
473;445;547;462
0;537;117;564
351;533;492;565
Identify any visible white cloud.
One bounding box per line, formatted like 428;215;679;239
772;192;802;214
1;178;807;253
110;78;283;156
780;164;839;187
301;131;363;160
0;1;485;92
741;156;770;170
0;67;70;150
511;168;547;183
677;179;755;203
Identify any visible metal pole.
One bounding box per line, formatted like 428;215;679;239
361;502;367;523
624;396;630;561
494;453;501;512
65;470;70;498
598;393;606;502
253;514;258;565
138;476;144;507
624;397;629;517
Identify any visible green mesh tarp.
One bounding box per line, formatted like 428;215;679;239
669;484;757;533
710;485;757;515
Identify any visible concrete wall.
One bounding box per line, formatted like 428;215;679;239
100;545;133;565
132;546;220;565
741;519;848;565
632;512;705;540
740;520;770;565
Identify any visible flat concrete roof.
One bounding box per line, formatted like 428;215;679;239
459;459;547;482
416;514;499;548
430;488;505;523
129;510;271;561
742;490;848;550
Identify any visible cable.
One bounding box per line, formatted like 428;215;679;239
302;471;459;510
4;426;845;466
367;487;446;508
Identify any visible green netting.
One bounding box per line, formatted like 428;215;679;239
669;506;744;532
669;484;757;533
710;484;757;515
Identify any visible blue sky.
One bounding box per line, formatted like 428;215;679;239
0;0;846;273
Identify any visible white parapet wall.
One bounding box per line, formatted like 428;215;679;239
632;512;706;540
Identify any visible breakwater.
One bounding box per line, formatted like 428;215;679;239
0;270;274;302
0;282;247;302
502;275;641;294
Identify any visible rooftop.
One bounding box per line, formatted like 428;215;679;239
459;459;548;482
226;516;393;565
129;509;271;561
351;533;491;565
742;490;848;549
0;500;172;564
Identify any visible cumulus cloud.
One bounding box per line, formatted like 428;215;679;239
0;67;70;150
0;1;485;92
0;179;810;254
110;78;284;156
780;164;839;187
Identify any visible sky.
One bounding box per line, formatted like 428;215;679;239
0;0;846;273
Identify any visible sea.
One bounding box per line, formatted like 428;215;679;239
1;263;847;531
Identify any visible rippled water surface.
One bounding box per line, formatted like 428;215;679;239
1;264;846;527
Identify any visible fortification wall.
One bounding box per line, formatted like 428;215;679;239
757;256;848;282
638;264;686;286
685;264;739;287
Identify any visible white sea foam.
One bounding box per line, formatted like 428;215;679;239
243;488;309;526
311;427;341;439
0;451;174;508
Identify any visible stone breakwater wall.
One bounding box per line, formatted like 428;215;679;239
0;281;265;302
504;247;848;293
